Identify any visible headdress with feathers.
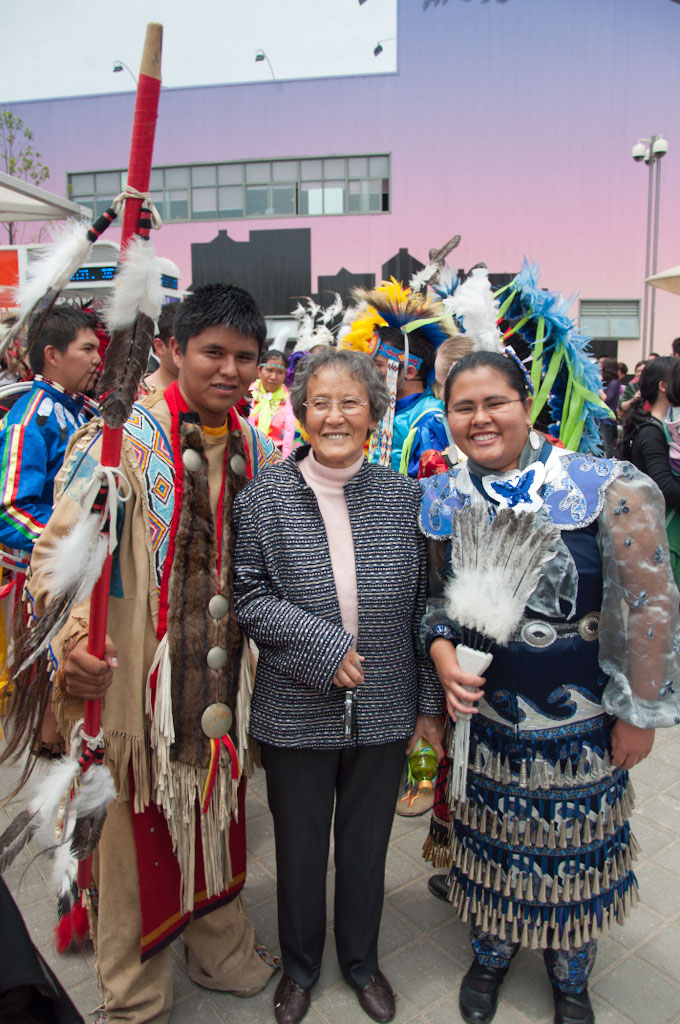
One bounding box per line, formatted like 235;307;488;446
292;293;343;353
341;278;458;386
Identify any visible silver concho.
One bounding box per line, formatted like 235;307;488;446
520;621;558;648
230;453;247;477
182;448;203;472
201;702;233;738
208;594;229;620
207;645;228;670
578;612;600;642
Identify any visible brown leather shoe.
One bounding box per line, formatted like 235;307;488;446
274;974;310;1024
356;970;396;1023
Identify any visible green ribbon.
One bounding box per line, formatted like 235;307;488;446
531;342;564;426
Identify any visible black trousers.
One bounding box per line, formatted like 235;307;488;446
260;740;405;990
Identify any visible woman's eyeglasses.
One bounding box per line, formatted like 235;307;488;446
449;398;525;417
303;397;369;415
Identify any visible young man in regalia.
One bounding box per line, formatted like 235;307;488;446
26;284;281;1023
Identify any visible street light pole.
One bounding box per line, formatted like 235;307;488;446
632;134;668;359
649;139;668;351
642;150;654;357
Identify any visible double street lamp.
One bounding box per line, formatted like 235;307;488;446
632;134;668;358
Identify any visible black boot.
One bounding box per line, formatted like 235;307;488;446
552;986;595;1024
459;959;507;1024
427;874;450;902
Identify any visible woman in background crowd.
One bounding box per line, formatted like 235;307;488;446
599;357;621;457
617;356;680;590
248;348;297;457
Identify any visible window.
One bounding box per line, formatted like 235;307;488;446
579;300;640;340
68;155;390;223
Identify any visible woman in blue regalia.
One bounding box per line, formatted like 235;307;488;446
419;350;680;1024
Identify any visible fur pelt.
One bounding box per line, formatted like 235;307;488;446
167;414;249;767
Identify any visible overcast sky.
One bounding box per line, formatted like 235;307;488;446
1;0;397;103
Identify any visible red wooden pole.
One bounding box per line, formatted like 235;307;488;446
78;23;162;892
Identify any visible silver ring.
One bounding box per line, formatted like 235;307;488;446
520;621;558;648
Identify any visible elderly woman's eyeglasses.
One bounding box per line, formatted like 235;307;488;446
303;397;369;415
449;398;525;417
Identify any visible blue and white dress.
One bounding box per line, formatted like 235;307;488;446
419;442;680;957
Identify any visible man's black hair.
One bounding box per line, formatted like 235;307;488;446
172;284;266;357
376;325;435;381
156;302;180;344
672;337;680;357
27;306;96;375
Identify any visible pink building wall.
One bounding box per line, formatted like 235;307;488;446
4;0;679;360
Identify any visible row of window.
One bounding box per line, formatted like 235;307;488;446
69;155;390;223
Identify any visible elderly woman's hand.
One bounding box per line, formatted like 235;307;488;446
610;720;655;770
430;638;486;722
406;715;445;761
332;652;365;689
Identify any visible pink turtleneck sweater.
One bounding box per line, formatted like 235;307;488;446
299;450;363;645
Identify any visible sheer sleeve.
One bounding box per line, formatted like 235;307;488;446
420;537;462;651
598;463;680;728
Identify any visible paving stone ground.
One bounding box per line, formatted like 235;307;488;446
2;728;680;1023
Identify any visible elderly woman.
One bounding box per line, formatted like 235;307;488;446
419;351;680;1024
233;349;444;1024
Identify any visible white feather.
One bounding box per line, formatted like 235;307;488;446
445;505;560;645
42;511;108;603
16;220;92;318
293;313;314;352
321;292;343;324
105;237;163;332
409;264;438;291
71;764;117;818
445;566;528;646
444;267;503;352
270;326;290;352
30;756;81;851
290;303;306;321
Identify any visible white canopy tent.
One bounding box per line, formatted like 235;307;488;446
0;170;91;222
646;266;680;297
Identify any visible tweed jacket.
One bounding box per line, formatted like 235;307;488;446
233;446;444;748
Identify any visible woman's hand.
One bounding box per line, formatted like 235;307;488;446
406;715;445;761
430;638;486;722
63;635;118;700
610;720;655;770
332;651;364;689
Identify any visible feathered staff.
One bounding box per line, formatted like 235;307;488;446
445;505;559;800
0;23;163;945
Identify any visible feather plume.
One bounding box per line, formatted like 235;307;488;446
0;807;37;873
409;234;461;292
16;221;92;318
104;236;163;331
269;326;290;352
443;267;503;352
445;505;560;645
321;292;343;324
343;278;456;357
0;220;93;362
